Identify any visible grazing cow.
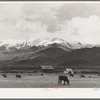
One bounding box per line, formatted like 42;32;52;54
41;73;43;76
29;73;32;76
1;74;7;78
64;68;74;77
16;75;21;79
69;73;74;77
89;76;91;78
58;75;69;85
80;75;85;78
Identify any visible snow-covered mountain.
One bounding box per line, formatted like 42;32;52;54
1;38;100;69
0;38;99;54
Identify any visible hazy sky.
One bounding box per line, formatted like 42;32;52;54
0;2;100;44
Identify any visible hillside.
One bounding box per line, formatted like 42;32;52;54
0;38;100;70
0;47;99;70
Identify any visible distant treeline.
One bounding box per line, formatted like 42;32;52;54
0;65;100;74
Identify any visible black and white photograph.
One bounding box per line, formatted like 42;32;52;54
0;1;100;88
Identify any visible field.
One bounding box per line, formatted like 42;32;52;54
0;73;100;88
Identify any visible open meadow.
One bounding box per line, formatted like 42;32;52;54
0;73;100;88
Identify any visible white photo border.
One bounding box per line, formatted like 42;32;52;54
0;1;99;99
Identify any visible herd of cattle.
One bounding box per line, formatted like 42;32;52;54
1;74;22;79
0;67;99;86
1;72;99;86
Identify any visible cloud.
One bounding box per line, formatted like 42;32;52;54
0;3;100;44
71;15;100;44
0;3;62;40
55;3;100;21
55;15;100;44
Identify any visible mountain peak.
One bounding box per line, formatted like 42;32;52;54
0;37;99;54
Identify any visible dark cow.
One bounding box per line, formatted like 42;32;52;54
58;75;69;85
1;74;7;78
29;73;32;76
41;73;43;76
69;73;74;77
80;75;85;78
89;76;91;78
16;75;21;79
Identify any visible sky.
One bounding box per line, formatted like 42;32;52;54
0;2;100;44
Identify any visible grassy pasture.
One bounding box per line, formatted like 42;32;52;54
0;73;100;88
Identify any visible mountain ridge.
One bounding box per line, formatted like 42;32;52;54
0;37;98;54
0;38;100;70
